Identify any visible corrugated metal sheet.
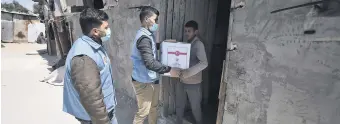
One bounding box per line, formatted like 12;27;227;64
1;10;38;17
1;20;14;42
1;12;13;21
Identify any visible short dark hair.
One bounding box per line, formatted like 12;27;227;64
79;8;109;35
128;6;159;23
185;20;198;30
139;7;160;23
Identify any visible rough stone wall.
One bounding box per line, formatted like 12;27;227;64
104;0;164;99
223;0;340;124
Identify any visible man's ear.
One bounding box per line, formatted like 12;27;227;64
91;28;99;36
194;30;199;35
145;17;151;23
143;19;150;27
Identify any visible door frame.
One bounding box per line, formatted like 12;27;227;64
215;0;237;123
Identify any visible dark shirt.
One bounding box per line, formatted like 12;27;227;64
131;36;171;83
136;36;171;73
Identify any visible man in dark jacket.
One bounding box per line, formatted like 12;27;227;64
130;6;179;124
63;8;117;124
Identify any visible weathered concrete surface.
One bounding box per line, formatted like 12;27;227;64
223;0;340;124
1;43;77;124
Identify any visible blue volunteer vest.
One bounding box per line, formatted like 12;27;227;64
63;35;116;120
130;27;159;83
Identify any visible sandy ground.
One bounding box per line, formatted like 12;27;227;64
1;43;77;124
1;43;139;124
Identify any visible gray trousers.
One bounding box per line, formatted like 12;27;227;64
175;82;202;124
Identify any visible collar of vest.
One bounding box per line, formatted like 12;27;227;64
139;27;152;36
188;36;200;44
81;35;101;50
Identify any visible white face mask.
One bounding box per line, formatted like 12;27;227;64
100;28;111;42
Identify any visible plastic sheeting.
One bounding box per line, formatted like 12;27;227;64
28;23;45;43
41;66;65;86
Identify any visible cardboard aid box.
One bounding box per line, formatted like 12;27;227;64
161;41;191;76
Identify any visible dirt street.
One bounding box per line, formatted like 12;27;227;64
1;43;77;123
1;43;138;124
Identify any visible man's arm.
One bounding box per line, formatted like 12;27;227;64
181;41;208;78
71;55;110;124
137;37;171;74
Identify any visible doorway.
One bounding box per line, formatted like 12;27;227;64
158;0;233;123
204;0;232;123
183;0;232;123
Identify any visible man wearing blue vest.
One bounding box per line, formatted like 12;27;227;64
130;6;179;124
63;8;117;124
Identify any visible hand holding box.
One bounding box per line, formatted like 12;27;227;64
169;67;181;77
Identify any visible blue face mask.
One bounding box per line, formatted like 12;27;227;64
100;28;111;42
149;23;158;32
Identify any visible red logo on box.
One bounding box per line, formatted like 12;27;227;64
168;51;187;56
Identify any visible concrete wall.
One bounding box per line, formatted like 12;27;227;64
13;14;40;42
103;0;163;99
222;0;340;123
